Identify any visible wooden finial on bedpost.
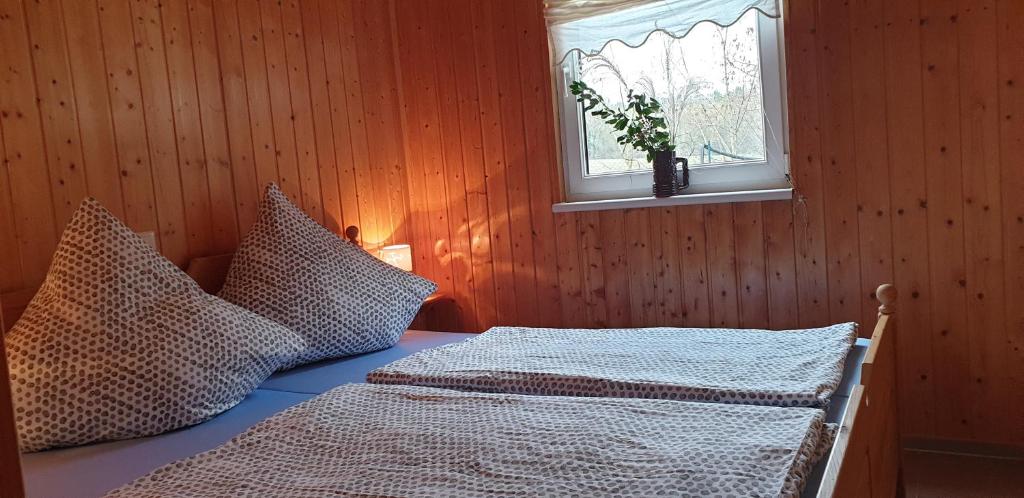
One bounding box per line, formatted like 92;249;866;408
344;226;360;246
876;284;897;316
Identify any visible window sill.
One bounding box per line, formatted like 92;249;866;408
551;187;793;213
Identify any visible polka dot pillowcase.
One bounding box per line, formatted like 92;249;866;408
219;184;437;367
5;199;305;452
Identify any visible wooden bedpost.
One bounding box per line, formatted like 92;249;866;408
818;283;901;498
862;284;896;386
344;225;361;246
876;284;897;316
0;304;25;497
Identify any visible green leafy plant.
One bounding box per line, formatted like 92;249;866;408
569;80;673;163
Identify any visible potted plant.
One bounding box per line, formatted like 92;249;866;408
570;80;688;197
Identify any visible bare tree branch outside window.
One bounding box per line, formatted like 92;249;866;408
578;11;767;175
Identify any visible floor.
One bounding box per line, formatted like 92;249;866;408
903;449;1024;498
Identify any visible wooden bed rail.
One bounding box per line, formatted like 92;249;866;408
818;284;901;497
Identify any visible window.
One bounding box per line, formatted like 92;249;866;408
555;9;789;202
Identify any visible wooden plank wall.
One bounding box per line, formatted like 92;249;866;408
0;0;408;297
0;0;1021;447
390;0;1024;447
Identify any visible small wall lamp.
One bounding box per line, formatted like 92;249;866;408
379;244;413;272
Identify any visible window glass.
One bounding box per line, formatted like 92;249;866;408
577;10;766;176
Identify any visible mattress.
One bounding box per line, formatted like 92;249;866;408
107;384;835;498
260;329;475;394
369;323;859;407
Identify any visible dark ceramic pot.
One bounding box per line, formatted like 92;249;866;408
652;149;689;197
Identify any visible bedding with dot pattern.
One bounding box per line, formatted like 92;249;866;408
107;383;834;498
5;198;305;452
369;323;857;407
219;184;437;368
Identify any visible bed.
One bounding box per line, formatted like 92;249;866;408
0;249;901;498
9;328;860;497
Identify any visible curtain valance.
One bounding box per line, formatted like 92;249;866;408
545;0;781;64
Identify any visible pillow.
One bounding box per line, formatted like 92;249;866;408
5;199;305;452
219;184;437;366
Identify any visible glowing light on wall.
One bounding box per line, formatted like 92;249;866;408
379;244;413;272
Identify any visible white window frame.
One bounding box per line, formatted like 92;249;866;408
556;13;790;203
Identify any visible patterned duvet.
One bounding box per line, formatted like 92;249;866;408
107;384;834;497
369;324;858;407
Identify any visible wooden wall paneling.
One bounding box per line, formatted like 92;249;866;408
492;0;540;327
61;0;127;222
705;205;740;328
783;0;829;327
677;206;711;326
351;0;407;247
0;124;23;293
513;0;562;328
280;0;324;227
395;100;435;282
376;1;412;248
599;210;630;327
430;5;480;331
394;0;454;300
161;0;217;256
390;0;430;276
997;0;1024;443
470;0;518;324
129;0;190;266
335;0;380;247
578;210;608;327
763;200;799;329
188;0;240;253
920;0;972;440
257;0;303;208
733;202;769;328
652;207;684;326
0;0;58;286
236;0;281;200
956;0;1008;443
317;0;361;233
299;0;341;233
816;0;862;327
643;206;659;325
625;208;655;326
211;0;260;233
848;0;894;330
415;0;458;297
397;0;455;309
446;0;498;328
98;0;160;240
882;0;936;438
553;212;586;327
22;0;89;230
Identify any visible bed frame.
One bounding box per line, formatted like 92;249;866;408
817;284;902;497
0;277;901;498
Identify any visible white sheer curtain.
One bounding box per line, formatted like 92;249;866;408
545;0;781;64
